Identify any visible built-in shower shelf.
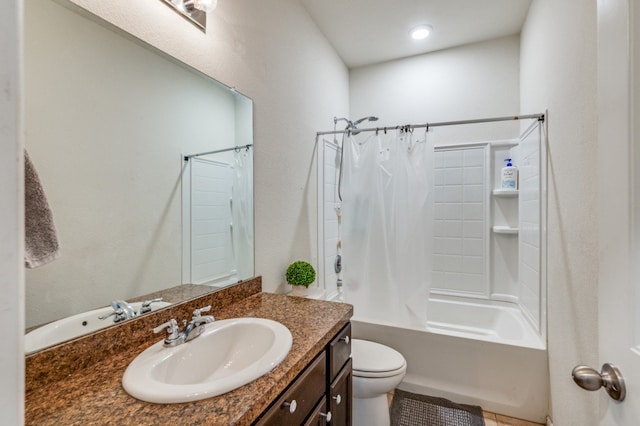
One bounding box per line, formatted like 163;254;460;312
492;226;519;235
492;189;519;197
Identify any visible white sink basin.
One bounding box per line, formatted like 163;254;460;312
122;317;292;404
25;301;171;353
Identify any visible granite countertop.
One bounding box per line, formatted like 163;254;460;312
25;292;353;426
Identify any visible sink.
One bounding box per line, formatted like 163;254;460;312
122;317;292;404
25;301;171;353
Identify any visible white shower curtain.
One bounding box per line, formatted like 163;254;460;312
232;147;254;280
341;130;433;326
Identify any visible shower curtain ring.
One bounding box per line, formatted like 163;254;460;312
235;146;241;153
376;127;379;135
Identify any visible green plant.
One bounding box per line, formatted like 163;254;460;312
286;261;316;287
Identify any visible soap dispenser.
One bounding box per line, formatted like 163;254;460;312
501;158;518;189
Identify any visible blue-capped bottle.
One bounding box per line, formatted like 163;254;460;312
501;158;518;189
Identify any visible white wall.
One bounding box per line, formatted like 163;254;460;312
63;0;350;294
520;0;599;423
350;35;521;143
0;0;25;422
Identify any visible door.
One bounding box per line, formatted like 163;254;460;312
597;0;640;423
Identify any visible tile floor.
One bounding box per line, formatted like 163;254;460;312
483;411;544;426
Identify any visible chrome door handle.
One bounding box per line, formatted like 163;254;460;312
572;363;626;401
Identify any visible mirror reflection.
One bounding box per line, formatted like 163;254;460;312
24;0;254;351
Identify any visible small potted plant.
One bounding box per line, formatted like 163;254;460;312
286;260;316;296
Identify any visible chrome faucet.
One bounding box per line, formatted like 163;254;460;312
99;300;137;323
153;305;215;347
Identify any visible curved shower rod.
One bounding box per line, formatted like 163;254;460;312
318;113;545;137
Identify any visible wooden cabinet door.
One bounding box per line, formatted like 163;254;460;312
330;359;352;426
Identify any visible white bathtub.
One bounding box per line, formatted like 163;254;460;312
330;293;549;423
425;296;545;350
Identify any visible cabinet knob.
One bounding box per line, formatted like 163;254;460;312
340;335;350;345
332;394;342;405
320;411;332;422
283;399;297;413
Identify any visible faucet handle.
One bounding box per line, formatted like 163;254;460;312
153;319;183;346
192;305;212;318
153;319;179;335
139;297;164;314
98;308;123;321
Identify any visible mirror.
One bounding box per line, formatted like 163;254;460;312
23;0;254;349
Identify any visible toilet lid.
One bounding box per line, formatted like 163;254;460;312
351;339;406;374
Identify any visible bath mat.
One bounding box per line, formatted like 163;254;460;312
390;389;485;426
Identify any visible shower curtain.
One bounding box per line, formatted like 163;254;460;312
341;130;433;326
232;147;254;280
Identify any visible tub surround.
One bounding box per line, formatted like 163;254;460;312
25;278;353;425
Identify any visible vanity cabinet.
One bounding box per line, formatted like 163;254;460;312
255;322;352;426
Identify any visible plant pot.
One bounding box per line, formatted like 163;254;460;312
289;285;308;297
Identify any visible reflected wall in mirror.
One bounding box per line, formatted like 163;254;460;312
24;0;254;345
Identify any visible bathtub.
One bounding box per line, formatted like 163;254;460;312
328;293;549;423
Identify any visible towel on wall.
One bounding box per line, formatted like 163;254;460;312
24;150;60;268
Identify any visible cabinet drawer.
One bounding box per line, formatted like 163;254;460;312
256;351;326;426
330;358;352;426
329;323;351;380
303;397;329;426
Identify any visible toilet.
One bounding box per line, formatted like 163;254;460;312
351;339;407;426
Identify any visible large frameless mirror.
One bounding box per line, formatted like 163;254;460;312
23;0;254;353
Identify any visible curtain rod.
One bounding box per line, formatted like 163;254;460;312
184;144;253;161
316;113;545;136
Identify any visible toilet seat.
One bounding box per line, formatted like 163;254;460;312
351;339;407;378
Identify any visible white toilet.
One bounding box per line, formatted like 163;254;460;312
351;339;407;426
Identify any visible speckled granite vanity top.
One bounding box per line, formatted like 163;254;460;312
25;279;353;425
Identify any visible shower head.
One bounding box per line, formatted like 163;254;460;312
352;116;379;126
349;116;379;135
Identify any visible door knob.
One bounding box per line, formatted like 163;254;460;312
572;363;626;401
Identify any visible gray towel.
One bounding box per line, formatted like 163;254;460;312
24;150;60;268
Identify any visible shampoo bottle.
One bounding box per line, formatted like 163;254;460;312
501;158;518;189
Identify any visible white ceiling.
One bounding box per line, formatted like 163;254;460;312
300;0;533;69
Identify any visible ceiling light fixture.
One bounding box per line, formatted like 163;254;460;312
410;25;433;40
183;0;217;13
162;0;217;31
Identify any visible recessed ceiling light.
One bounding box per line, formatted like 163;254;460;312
410;25;432;40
